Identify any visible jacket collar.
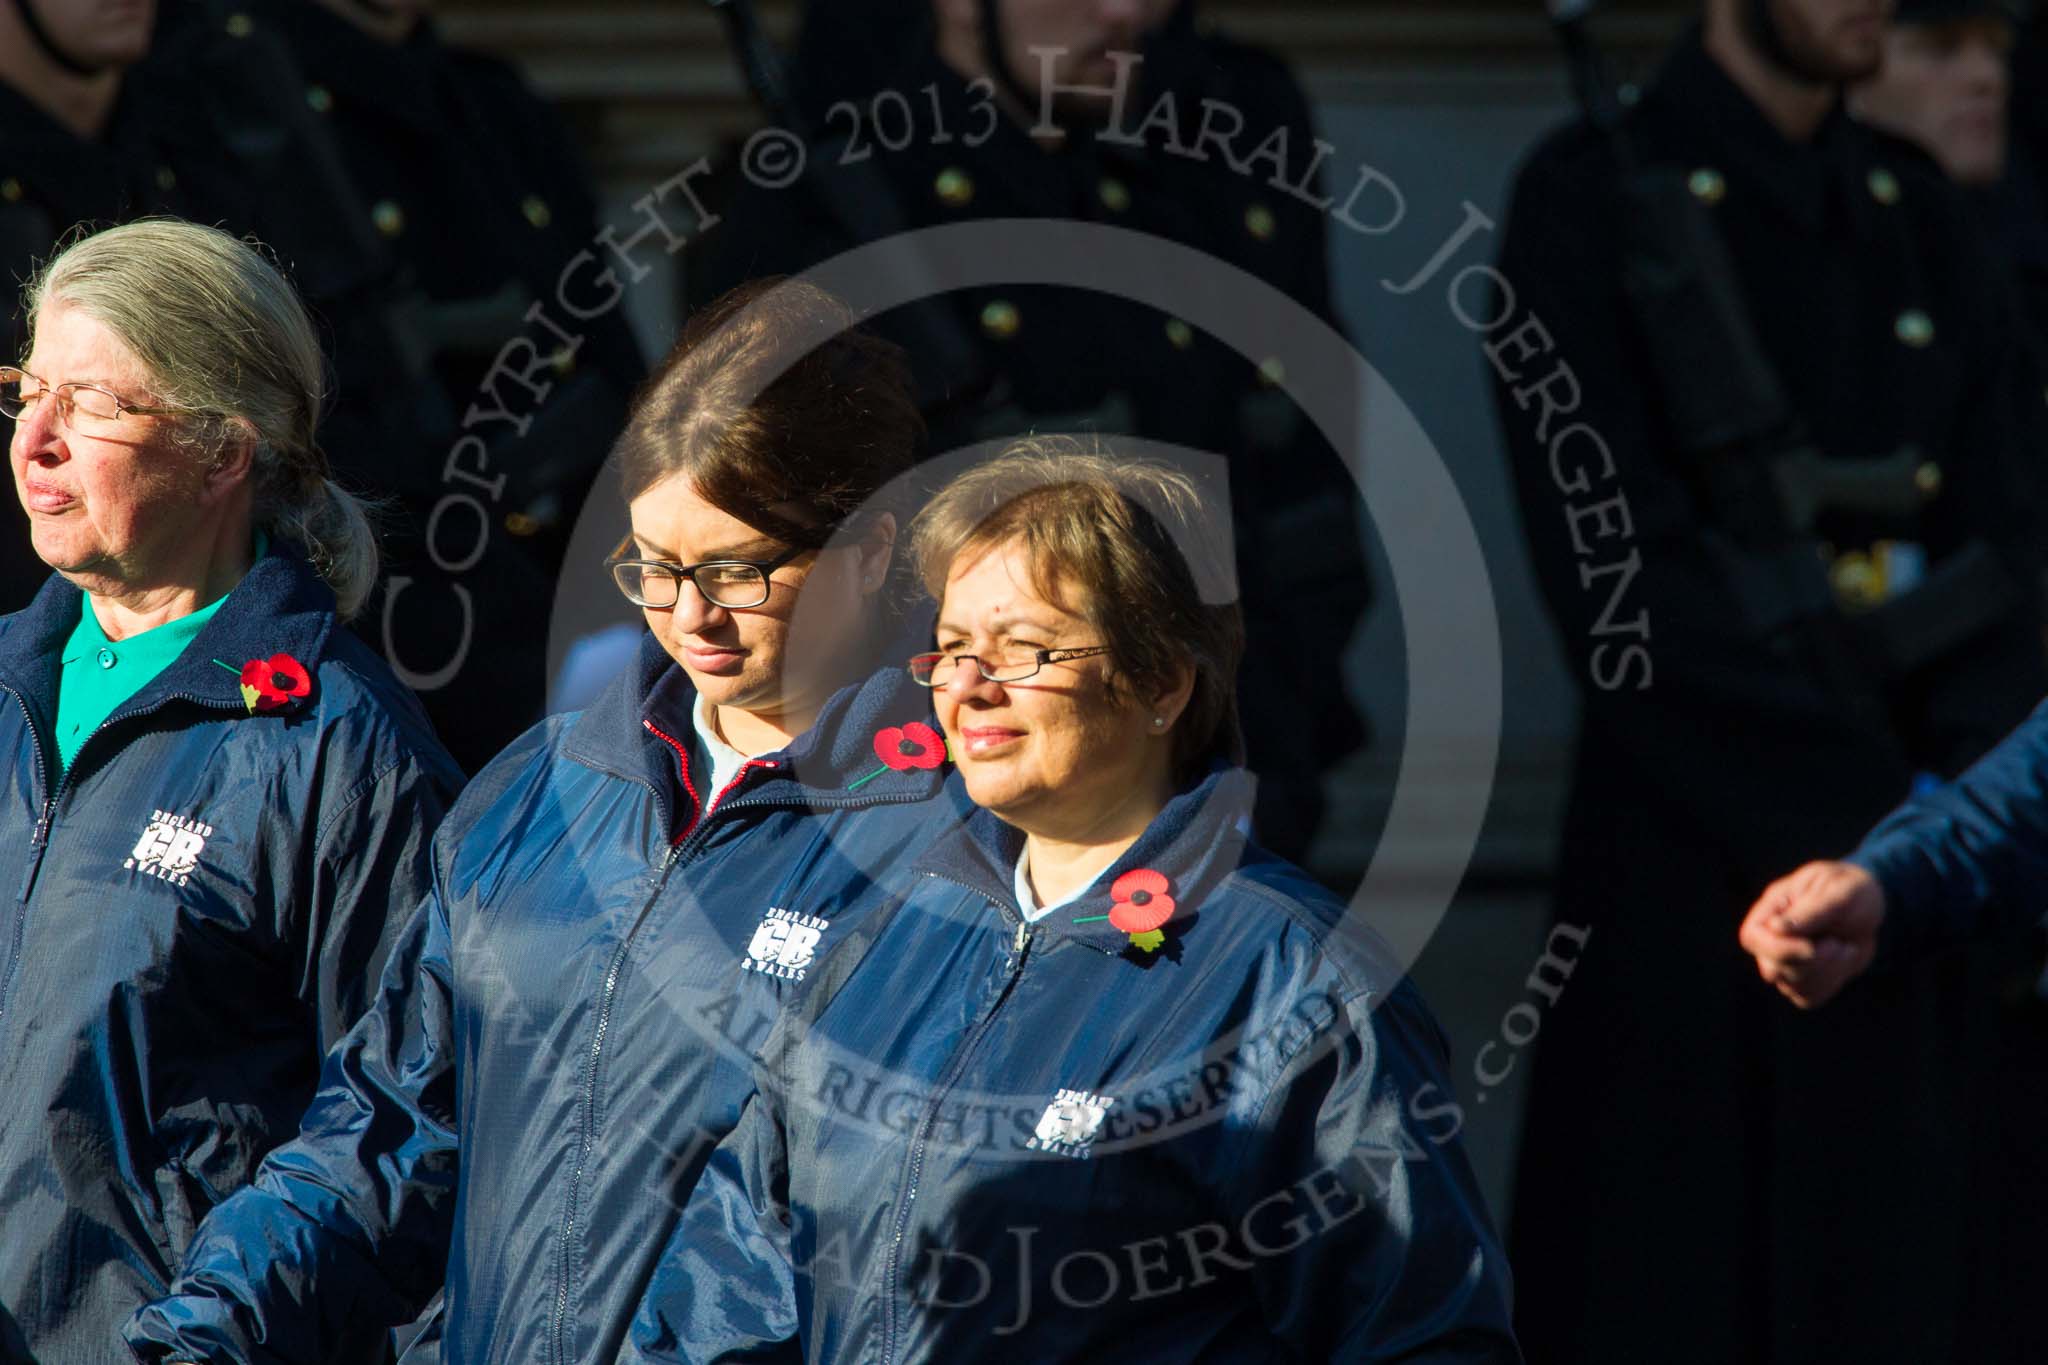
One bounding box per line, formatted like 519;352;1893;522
0;547;336;768
914;763;1257;959
1643;25;1878;240
561;610;950;838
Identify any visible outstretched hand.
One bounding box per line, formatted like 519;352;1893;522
1738;861;1886;1009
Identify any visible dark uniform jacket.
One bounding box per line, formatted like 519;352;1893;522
157;1;648;776
633;768;1519;1364
1995;16;2048;365
126;631;952;1365
690;1;1371;863
0;69;244;618
0;549;459;1363
1489;28;2048;1365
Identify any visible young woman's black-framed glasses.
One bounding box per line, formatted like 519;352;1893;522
608;536;809;610
908;646;1112;688
0;364;199;433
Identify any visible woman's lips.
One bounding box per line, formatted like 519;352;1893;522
960;726;1025;755
681;644;745;672
21;481;74;513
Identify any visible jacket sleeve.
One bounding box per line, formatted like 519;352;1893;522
124;872;462;1364
300;745;459;1050
625;1090;803;1365
1850;698;2048;966
1222;982;1520;1362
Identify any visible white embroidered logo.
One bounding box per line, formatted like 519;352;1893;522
124;810;214;887
1029;1088;1116;1156
742;906;830;981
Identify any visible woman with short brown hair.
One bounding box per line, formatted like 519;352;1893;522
641;440;1519;1362
905;437;1244;786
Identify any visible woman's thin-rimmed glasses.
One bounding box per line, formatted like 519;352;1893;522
0;365;197;433
607;535;809;610
908;646;1112;687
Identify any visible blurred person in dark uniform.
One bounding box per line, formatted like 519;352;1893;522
688;0;1372;868
1850;1;2048;365
1872;0;2048;366
1851;0;2016;186
155;0;647;774
1492;0;2048;1361
2007;8;2048;347
1824;17;2048;1352
0;0;241;616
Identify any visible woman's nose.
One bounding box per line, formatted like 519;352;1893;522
9;399;63;462
944;662;1006;704
669;578;729;632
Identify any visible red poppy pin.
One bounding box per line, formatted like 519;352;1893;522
1073;868;1177;953
234;653;312;714
847;721;949;791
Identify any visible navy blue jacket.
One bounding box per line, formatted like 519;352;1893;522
636;768;1519;1363
0;552;461;1364
126;628;951;1365
1851;697;2048;964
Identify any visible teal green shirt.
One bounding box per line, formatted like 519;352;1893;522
55;593;230;772
53;535;268;772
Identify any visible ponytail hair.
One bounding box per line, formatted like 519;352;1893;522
272;479;381;622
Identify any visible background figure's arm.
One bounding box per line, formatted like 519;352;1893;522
1852;698;2048;965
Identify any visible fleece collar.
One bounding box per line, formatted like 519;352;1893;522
0;548;336;783
562;611;950;841
914;763;1256;959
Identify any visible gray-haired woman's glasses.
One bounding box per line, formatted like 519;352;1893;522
608;537;808;610
908;646;1112;687
0;365;195;434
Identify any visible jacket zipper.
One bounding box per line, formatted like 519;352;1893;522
546;719;938;1362
545;726;779;1364
548;836;684;1365
0;687;241;1024
0;691;52;1025
643;719;704;841
881;875;1035;1364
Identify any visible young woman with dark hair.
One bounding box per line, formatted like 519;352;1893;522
129;278;956;1365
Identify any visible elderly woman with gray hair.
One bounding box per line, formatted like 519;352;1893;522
0;219;460;1359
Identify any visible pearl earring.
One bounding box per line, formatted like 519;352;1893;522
1151;716;1166;729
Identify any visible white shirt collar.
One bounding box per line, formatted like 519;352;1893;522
691;692;751;810
1013;845;1108;923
